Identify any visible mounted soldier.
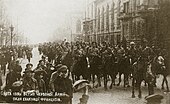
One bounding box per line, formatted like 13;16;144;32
100;41;112;64
116;44;126;63
128;42;138;65
141;39;155;61
71;42;88;82
72;42;84;62
88;42;102;87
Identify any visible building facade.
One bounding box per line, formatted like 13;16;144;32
83;0;170;46
83;0;122;45
119;0;160;44
120;0;170;46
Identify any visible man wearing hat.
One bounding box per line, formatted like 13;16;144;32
52;65;73;104
13;60;22;80
34;70;46;92
25;63;33;70
128;42;138;65
49;64;63;91
22;70;38;92
141;39;155;63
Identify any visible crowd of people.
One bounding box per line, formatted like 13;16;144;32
0;45;33;89
0;39;169;103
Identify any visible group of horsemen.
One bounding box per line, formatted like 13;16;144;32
38;40;169;90
39;40;168;74
0;40;168;103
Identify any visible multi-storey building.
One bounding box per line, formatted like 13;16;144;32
119;0;160;44
83;0;170;46
83;0;122;45
119;0;170;46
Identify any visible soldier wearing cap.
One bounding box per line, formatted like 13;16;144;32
100;41;112;62
22;70;38;92
34;70;46;92
52;65;73;104
72;43;84;61
141;39;155;63
88;42;99;57
25;63;33;71
116;44;125;63
128;42;138;65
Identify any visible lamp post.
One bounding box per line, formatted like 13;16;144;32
10;25;14;49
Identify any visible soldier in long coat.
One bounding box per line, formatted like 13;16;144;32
52;65;73;104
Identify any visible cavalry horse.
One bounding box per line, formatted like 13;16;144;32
132;57;155;98
102;54;118;90
117;55;131;87
89;55;102;88
152;55;169;92
71;55;89;83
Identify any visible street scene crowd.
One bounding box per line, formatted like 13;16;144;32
0;39;169;103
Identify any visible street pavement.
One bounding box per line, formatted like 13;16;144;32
1;47;170;104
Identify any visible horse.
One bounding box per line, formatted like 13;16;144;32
89;55;102;88
71;55;89;83
102;54;118;90
152;55;169;92
117;55;132;87
132;57;155;98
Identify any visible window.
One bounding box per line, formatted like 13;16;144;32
123;2;130;13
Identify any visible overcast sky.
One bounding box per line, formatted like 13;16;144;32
4;0;86;44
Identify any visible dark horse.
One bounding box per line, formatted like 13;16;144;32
102;54;118;90
152;55;169;92
71;55;89;83
89;55;102;88
132;57;155;98
117;55;131;87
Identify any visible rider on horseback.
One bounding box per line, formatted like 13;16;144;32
141;39;156;64
88;42;99;61
100;41;112;64
116;44;126;63
128;42;138;65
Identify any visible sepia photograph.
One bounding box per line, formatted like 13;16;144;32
0;0;170;104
